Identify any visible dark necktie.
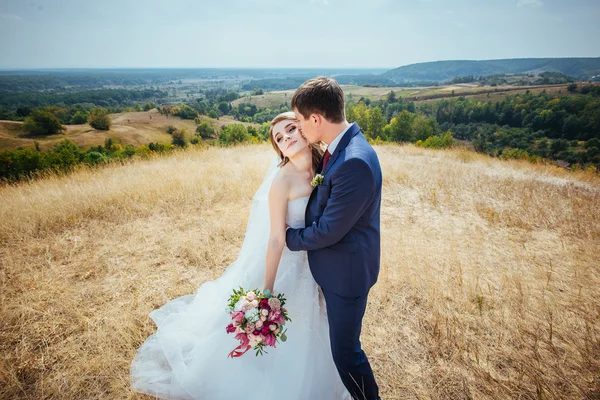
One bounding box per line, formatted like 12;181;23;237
322;150;331;170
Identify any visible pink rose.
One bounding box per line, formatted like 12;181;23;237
269;324;276;331
255;320;263;328
250;300;259;308
226;323;236;333
246;291;256;301
264;333;276;347
274;328;280;335
231;311;244;323
261;325;271;335
261;309;269;316
260;316;267;322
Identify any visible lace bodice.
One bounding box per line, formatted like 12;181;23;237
286;196;309;229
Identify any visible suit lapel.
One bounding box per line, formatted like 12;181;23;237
322;123;361;176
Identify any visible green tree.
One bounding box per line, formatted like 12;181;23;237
219;124;250;145
23;110;65;135
366;107;386;139
89;108;111;130
52;139;82;168
70;111;89;125
385;110;415;142
143;102;156;111
172;128;188;147
412;115;438;142
196;122;216;139
387;90;397;103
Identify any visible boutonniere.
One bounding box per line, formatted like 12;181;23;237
311;173;325;187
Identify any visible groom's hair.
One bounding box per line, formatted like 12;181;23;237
291;77;345;123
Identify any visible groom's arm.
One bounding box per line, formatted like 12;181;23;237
286;158;375;251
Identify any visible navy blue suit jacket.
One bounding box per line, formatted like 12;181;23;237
286;123;382;297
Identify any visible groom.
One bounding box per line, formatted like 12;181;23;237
286;77;382;400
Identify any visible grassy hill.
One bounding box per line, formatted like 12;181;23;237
0;110;257;151
1;144;598;399
383;57;600;82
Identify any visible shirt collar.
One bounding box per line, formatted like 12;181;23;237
326;123;352;155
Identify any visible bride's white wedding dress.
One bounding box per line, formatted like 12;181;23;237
131;164;351;399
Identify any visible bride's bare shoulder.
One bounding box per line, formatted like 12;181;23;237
269;166;291;200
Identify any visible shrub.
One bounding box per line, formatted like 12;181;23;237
195;122;216;139
70;111;89;125
84;151;108;165
172;128;188;147
89;108;111;130
135;145;152;158
219;124;250;145
23;110;65;135
499;148;531;160
416;131;456;149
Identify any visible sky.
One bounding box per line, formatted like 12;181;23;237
0;0;598;69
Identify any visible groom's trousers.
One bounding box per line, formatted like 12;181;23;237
322;288;379;400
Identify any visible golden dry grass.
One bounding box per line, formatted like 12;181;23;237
1;144;599;399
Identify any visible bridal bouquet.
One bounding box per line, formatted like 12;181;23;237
225;287;291;357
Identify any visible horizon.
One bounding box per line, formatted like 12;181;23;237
0;56;599;72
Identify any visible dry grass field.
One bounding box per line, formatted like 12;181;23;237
1;144;599;399
0;111;257;152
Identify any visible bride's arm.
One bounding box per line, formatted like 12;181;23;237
263;173;289;292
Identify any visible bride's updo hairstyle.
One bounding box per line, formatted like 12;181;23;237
269;111;324;171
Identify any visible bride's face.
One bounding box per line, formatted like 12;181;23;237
272;119;308;159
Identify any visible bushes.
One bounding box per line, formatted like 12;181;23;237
23;110;65;135
171;129;188;147
195;122;216;139
416;131;456;149
218;124;250;145
173;104;198;120
89;107;111;130
70;111;89;125
0;139;176;183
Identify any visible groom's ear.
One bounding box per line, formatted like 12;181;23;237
311;113;322;127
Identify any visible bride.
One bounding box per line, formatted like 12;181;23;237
130;111;351;399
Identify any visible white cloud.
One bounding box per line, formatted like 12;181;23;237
0;13;24;21
518;0;543;8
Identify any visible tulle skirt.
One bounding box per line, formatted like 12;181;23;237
130;248;351;400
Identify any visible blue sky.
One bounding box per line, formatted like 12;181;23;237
0;0;598;69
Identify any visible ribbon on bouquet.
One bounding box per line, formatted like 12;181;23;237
228;344;251;358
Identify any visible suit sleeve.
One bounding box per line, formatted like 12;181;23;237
286;158;375;251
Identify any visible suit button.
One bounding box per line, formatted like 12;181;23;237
312;221;316;226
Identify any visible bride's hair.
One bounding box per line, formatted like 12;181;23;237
269;111;324;171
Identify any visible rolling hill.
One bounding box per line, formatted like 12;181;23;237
383;57;600;83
